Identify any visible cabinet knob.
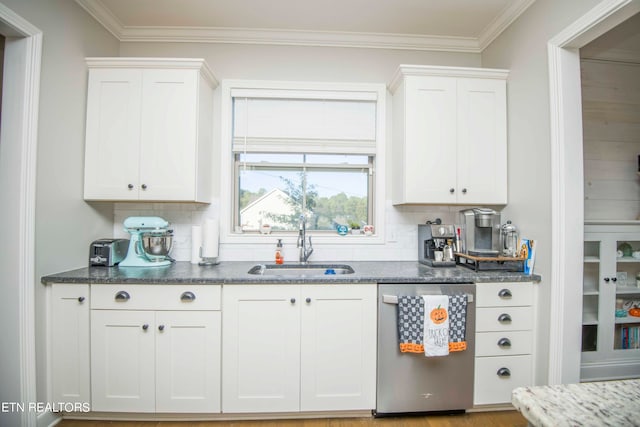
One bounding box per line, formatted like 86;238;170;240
612;277;617;282
141;184;148;190
180;291;196;302
290;298;296;304
142;324;149;331
449;188;455;194
462;188;467;194
498;313;512;323
115;291;130;301
498;337;512;348
77;296;85;303
498;289;512;299
305;297;311;303
158;325;165;331
604;277;610;283
497;367;511;377
127;184;134;190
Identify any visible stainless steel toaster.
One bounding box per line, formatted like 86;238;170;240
89;238;129;266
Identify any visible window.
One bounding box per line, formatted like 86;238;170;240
224;81;386;238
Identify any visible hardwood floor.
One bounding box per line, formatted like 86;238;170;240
58;411;527;427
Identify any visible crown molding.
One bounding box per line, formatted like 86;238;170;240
388;64;509;93
75;0;124;39
75;0;535;53
477;0;536;50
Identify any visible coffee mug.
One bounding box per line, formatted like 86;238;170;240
434;251;444;262
633;251;640;259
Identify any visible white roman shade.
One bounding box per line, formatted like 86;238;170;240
231;88;378;155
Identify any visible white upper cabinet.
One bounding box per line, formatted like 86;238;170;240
389;65;508;205
83;58;217;202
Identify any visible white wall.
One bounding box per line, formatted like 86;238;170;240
481;0;602;385
115;42;483;262
0;0;119;410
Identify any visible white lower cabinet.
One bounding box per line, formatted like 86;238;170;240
222;284;377;413
474;282;535;406
50;284;91;404
90;284;221;413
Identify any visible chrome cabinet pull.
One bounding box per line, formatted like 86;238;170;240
77;296;85;303
449;188;455;194
127;183;134;189
180;291;196;302
498;337;512;348
142;324;149;331
498;313;512;323
462;188;467;194
497;367;511;377
290;298;296;304
141;184;148;190
115;291;130;301
498;289;512;299
305;297;311;303
158;325;165;331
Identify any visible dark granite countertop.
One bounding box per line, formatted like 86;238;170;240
41;261;540;285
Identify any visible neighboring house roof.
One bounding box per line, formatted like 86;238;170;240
240;188;295;230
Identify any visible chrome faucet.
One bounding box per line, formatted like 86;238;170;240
297;215;313;263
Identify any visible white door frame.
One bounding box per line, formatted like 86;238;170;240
548;0;640;384
0;3;41;427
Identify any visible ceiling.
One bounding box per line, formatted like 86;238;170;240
75;0;536;52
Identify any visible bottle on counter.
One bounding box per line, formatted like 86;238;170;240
275;239;284;264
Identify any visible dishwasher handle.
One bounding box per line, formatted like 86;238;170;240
383;293;474;304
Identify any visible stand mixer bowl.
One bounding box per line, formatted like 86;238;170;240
141;231;173;258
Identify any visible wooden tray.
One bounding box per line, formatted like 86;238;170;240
455;252;525;272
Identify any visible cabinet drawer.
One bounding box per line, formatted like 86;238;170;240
476;307;533;332
474;355;532;405
91;284;220;310
476;283;533;307
476;331;533;357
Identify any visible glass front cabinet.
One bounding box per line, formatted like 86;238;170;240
582;222;640;381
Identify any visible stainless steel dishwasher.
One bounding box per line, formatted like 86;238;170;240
375;283;476;416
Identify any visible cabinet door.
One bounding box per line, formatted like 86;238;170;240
300;285;377;411
456;78;507;204
139;69;198;201
51;284;90;403
404;76;458;203
91;310;155;412
222;285;300;413
84;68;142;200
155;311;221;413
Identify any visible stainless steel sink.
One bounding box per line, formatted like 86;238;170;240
247;264;354;277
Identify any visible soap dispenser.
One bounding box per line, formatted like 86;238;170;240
275;239;284;264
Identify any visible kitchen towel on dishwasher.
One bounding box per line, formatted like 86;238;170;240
397;295;425;353
448;294;468;352
422;295;450;357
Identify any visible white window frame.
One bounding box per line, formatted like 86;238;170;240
219;79;386;245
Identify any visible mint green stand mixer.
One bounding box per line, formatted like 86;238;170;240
119;216;174;267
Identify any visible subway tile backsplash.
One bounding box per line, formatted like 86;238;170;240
113;200;468;262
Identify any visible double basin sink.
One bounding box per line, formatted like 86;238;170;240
247;263;354;277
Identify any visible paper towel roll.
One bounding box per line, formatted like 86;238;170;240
201;218;219;258
191;225;202;264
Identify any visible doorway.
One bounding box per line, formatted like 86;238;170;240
0;4;41;427
548;0;640;385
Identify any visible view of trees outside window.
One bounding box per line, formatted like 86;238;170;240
237;154;370;232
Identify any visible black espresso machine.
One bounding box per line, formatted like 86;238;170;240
418;222;457;267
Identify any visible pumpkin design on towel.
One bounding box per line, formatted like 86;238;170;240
430;305;448;324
